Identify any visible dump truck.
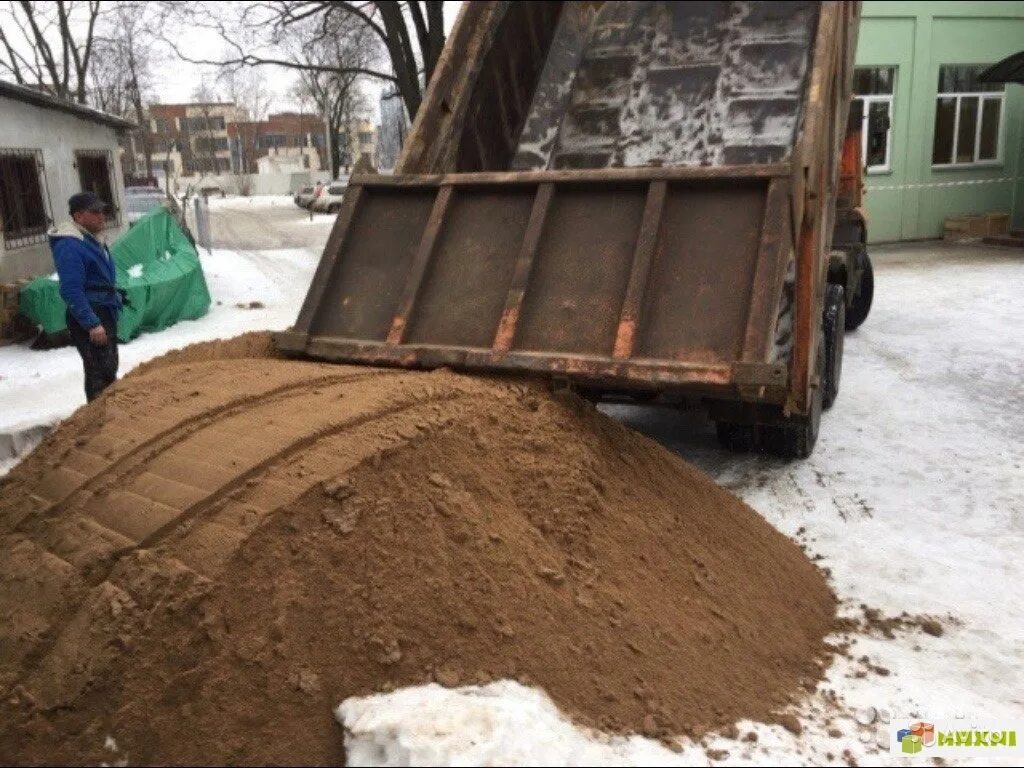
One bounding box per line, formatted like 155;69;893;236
276;0;873;458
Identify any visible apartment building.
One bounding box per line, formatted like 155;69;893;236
139;102;249;179
227;112;327;174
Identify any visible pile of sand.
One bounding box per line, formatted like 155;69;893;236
0;334;836;764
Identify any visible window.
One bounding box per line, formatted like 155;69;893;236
194;136;229;152
257;133;287;150
0;148;50;248
358;131;374;144
932;65;1004;166
152;117;175;134
75;150;120;226
184;115;225;132
852;66;895;172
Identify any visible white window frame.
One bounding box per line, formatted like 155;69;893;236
854;94;894;174
932;90;1005;168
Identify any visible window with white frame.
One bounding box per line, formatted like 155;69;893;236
853;66;895;172
932;65;1004;166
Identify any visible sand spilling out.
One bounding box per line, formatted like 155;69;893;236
0;333;836;765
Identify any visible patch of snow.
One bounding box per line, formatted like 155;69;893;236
289;214;337;225
338;681;683;767
206;195;296;211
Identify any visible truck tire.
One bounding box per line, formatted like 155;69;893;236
823;284;844;409
715;421;757;452
762;338;824;459
845;252;873;331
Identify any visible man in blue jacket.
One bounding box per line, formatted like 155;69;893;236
49;192;122;401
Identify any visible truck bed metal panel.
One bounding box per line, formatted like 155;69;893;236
277;169;792;397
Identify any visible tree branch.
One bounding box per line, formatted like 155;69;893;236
0;23;27;83
163;34;397;82
18;0;65;96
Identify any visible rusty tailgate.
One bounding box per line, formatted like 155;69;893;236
275;165;793;398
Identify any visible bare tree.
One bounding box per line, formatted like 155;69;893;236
88;2;157;178
159;1;444;121
217;65;274;182
0;0;103;104
285;14;377;177
187;77;229;181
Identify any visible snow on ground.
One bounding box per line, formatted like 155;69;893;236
205;194;297;210
335;247;1024;766
289;213;339;225
0;245;317;439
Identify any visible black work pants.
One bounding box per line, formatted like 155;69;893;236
67;306;119;402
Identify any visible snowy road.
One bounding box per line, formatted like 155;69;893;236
206;194;336;252
1;199;1021;766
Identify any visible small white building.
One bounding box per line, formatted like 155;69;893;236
0;81;133;282
256;147;321;176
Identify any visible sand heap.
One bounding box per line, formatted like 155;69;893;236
0;334;836;765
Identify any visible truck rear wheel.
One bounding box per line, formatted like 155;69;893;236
715;421;757;452
762;338;824;459
823;284;844;409
845;252;873;331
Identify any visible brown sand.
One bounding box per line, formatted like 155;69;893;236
0;334;836;765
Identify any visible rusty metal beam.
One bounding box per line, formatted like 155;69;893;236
355;163;792;188
741;178;791;363
612;180;667;360
493;182;554;353
791;2;842;414
386;185;454;345
301;336;753;389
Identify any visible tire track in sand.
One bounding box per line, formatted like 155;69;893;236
28;368;395;523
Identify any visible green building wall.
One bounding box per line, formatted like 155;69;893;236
856;1;1024;242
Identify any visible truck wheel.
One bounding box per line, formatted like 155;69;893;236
823;284;844;409
845;252;873;331
762;338;824;459
715;421;757;452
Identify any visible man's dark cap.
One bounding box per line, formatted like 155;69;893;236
69;191;106;215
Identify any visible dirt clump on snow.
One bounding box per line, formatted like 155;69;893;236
835;605;953;641
0;338;836;765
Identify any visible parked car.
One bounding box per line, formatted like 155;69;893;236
311;178;349;213
124;186;170;225
294;186;316;208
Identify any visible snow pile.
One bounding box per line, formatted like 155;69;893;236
338;682;682;767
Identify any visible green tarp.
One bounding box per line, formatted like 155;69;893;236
19;207;211;342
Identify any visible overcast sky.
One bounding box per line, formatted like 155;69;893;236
1;1;461;124
148;2;462;122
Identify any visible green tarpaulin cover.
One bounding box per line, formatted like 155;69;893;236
19;207;211;342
